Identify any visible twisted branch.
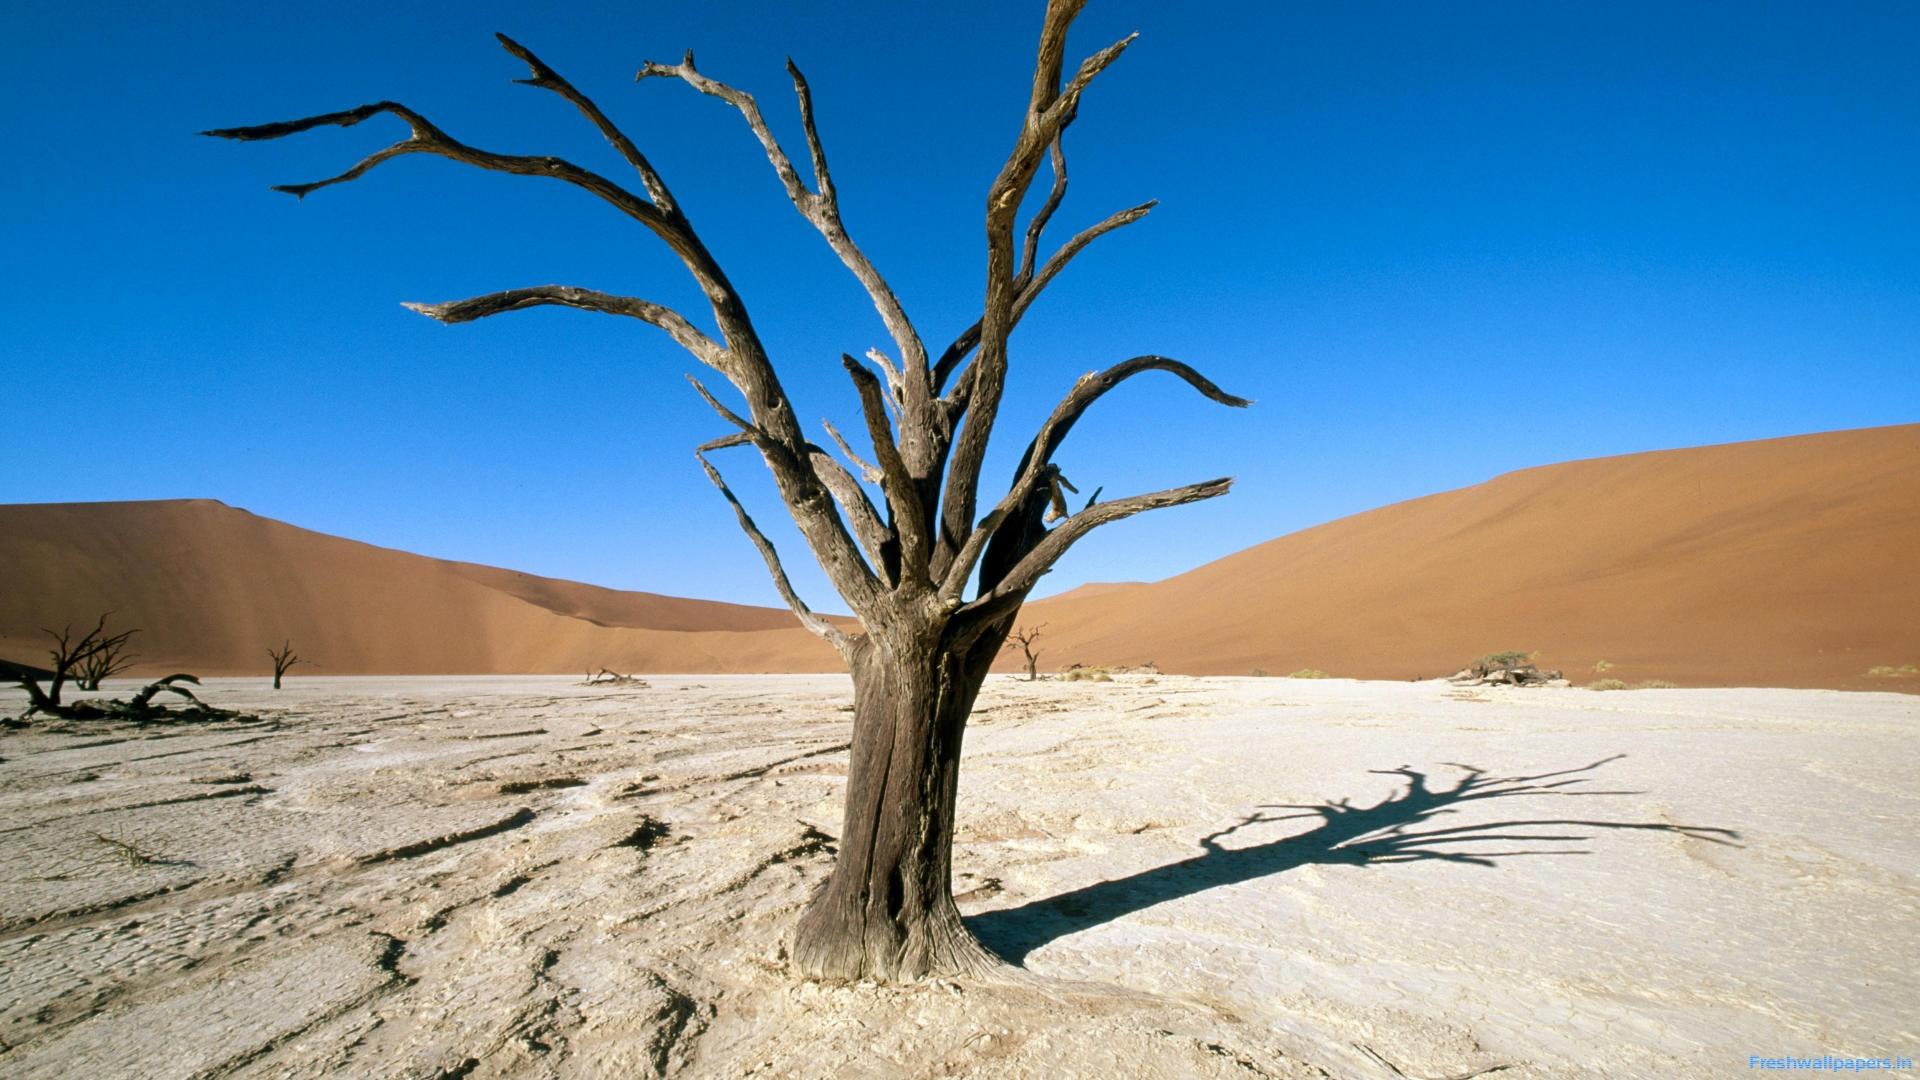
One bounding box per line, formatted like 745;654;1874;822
404;285;727;372
963;477;1234;614
695;437;849;648
638;51;934;442
938;7;1138;564
942;356;1248;602
842;354;930;576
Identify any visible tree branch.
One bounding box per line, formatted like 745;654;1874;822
842;354;930;579
941;356;1248;603
823;418;883;484
1020;138;1069;283
203;101;665;226
403;285;727;372
938;7;1138;563
808;444;896;581
495;33;678;212
208;37;886;621
638;52;934;438
933;199;1156;394
961;477;1234;613
695;439;849;649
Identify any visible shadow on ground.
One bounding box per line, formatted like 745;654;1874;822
967;755;1740;963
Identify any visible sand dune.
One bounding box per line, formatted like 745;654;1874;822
3;424;1915;688
1026;423;1920;689
0;499;835;676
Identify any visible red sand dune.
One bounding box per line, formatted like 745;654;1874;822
3;424;1915;689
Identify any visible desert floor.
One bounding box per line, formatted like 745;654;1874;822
0;675;1913;1078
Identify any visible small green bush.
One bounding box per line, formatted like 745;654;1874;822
1586;678;1628;691
1287;668;1330;679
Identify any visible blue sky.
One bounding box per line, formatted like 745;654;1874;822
4;1;1916;609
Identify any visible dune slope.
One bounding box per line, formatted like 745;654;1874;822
1026;423;1920;689
2;424;1914;687
0;499;833;675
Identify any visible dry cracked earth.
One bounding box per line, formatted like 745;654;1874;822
1;675;1914;1078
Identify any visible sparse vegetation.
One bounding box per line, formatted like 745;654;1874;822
1249;668;1269;677
3;617;235;722
1288;668;1330;679
1592;659;1613;675
1634;680;1678;690
583;667;649;687
1061;666;1113;683
1589;678;1676;691
1587;678;1629;691
1866;663;1917;678
8;659;256;725
268;640;311;689
91;832;165;867
1004;624;1045;681
1453;649;1562;687
1475;651;1534;676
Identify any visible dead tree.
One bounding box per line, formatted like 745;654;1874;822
9;616;126;715
71;616;140;691
267;641;310;689
583;667;649;687
1004;624;1046;681
208;0;1248;981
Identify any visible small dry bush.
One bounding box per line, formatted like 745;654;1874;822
1866;663;1917;678
1586;678;1629;691
1061;666;1113;683
1634;679;1678;690
1479;650;1532;670
1288;668;1331;679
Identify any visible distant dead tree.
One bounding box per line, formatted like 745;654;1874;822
583;667;649;687
267;641;310;690
1004;624;1046;681
209;0;1247;981
71;615;140;691
5;619;244;725
8;616;127;713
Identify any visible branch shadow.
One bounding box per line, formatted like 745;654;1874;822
967;754;1740;963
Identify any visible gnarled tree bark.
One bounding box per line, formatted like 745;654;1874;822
208;0;1248;982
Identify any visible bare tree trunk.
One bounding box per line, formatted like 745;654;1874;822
792;620;1013;981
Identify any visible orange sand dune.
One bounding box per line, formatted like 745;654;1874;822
0;499;835;676
3;424;1915;688
1025;423;1920;690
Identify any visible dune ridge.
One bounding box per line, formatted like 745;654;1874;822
3;423;1915;688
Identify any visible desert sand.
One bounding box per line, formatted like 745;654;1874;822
2;674;1913;1077
5;424;1917;690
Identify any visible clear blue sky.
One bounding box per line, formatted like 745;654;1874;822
4;1;1916;609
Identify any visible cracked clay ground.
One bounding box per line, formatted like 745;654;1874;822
1;675;1914;1078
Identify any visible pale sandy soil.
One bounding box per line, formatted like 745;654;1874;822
0;675;1913;1078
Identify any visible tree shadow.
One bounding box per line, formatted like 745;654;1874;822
967;754;1740;963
